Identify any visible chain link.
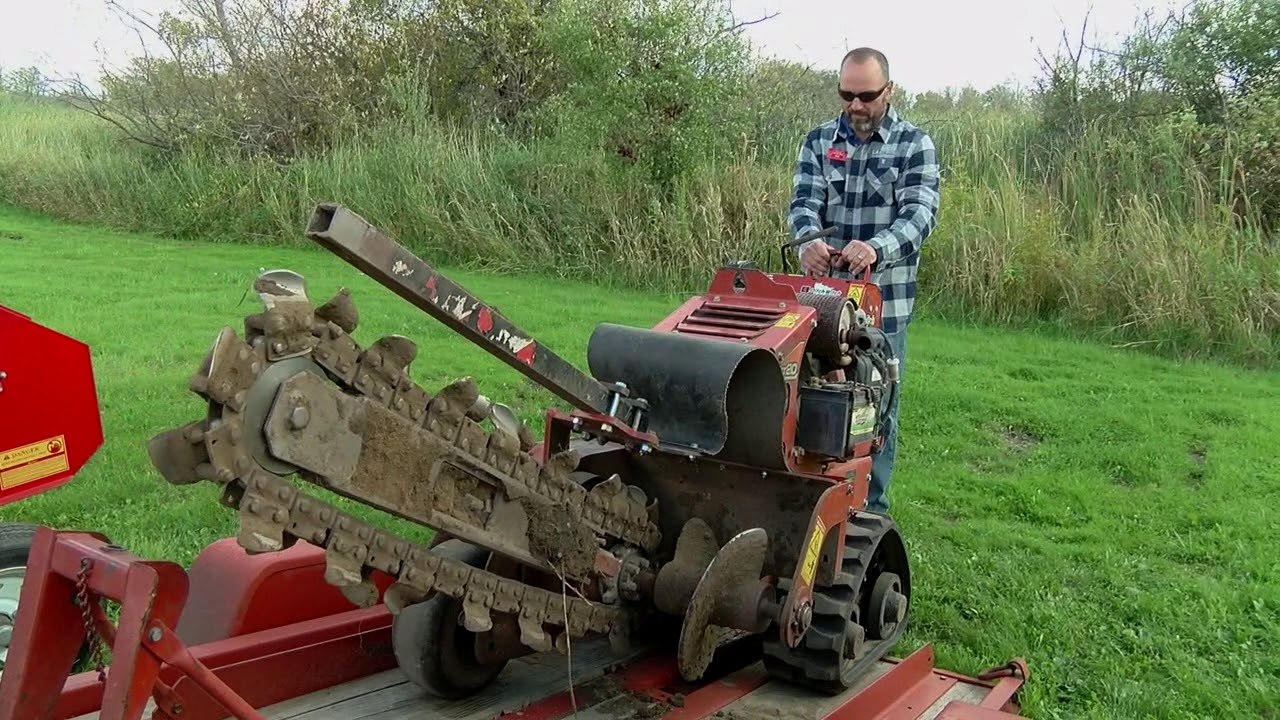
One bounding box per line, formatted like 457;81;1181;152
75;558;107;682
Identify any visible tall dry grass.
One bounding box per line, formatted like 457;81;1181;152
1;95;1275;367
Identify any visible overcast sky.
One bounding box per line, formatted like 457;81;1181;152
2;0;1184;93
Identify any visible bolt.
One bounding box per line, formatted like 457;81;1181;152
289;405;310;430
148;627;163;642
796;600;813;632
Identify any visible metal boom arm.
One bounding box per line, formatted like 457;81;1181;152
305;203;614;415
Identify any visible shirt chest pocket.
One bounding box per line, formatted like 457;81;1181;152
864;165;898;206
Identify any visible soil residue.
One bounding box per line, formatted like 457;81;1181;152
521;496;597;580
357;400;438;509
565;674;675;718
254;277;296;296
315;287;358;332
1000;425;1041;453
711;709;814;720
1187;442;1207;487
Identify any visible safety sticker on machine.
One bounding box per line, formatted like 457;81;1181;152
0;435;69;490
847;285;865;304
800;518;825;585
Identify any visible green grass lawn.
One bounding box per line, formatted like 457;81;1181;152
1;205;1277;718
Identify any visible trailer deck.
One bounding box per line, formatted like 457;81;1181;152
253;637;1023;720
16;533;1028;720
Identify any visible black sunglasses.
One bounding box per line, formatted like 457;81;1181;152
838;83;889;103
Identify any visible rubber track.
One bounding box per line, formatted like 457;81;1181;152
759;513;908;694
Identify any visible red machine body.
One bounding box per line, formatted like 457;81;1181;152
0;304;105;507
651;263;885;481
537;262;897;652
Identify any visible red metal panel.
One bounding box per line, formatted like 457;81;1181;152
824;644;946;720
154;607;393;720
659;663;770;719
0;529;189;720
819;645;1028;720
493;654;766;720
1;528;395;720
0;304;104;507
56;605;394;720
176;537;392;645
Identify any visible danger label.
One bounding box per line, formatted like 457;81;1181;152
1;435;69;490
800;519;825;585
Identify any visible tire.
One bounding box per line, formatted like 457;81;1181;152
0;523;38;677
391;539;509;699
0;523;36;569
0;523;92;676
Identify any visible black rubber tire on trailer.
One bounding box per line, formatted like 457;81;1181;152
0;523;92;675
391;539;509;700
0;523;36;570
0;524;38;676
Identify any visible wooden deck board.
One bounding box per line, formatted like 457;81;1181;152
260;638;647;720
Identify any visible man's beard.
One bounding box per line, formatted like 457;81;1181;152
846;108;882;133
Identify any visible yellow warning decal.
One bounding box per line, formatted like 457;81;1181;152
800;519;825;585
1;435;69;490
775;313;800;328
847;285;865;304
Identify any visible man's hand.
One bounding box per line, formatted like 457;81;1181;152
800;240;834;276
839;240;878;274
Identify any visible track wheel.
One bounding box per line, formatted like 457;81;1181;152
392;539;509;699
761;513;911;694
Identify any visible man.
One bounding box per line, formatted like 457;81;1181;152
788;47;941;515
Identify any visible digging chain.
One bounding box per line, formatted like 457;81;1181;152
154;283;662;654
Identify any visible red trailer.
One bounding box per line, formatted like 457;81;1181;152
6;528;1028;720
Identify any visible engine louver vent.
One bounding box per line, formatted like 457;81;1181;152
675;301;786;340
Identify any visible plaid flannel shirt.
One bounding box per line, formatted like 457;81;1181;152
788;105;941;335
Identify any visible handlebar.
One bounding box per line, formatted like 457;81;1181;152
778;227;873;280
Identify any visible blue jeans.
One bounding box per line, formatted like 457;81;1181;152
867;328;906;514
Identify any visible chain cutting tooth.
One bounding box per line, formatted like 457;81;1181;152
463;584;495;632
519;611;553;652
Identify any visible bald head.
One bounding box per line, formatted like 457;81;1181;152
841;47;889;84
